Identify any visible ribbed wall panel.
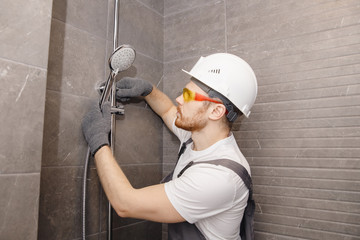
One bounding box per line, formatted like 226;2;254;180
163;0;360;239
230;0;360;239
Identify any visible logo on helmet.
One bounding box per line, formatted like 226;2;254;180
209;69;221;74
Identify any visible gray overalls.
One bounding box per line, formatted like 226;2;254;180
162;139;254;240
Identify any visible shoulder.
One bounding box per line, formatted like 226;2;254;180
164;164;238;222
170;163;238;205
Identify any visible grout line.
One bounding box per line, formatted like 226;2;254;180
163;55;199;65
135;51;163;64
51;18;108;42
163;0;225;18
254;200;360;216
135;0;163;17
0;56;47;71
0;172;40;176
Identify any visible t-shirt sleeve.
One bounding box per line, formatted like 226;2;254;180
164;164;236;224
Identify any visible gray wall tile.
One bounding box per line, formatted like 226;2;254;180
39;1;164;239
164;1;225;62
139;0;164;16
0;59;46;173
0;174;40;240
163;0;360;239
52;0;108;38
46;19;106;98
164;0;221;17
114;106;163;165
38;167;101;239
111;164;163;228
41;91;91;167
0;0;52;239
107;0;164;43
119;0;163;62
0;0;52;68
112;221;162;240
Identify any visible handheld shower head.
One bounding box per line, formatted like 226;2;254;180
99;44;136;108
109;45;136;72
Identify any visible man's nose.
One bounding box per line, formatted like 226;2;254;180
176;92;184;105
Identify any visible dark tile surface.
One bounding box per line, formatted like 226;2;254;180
38;167;101;239
139;0;164;15
164;0;220;16
111;164;163;228
36;0;163;239
113;221;162;240
0;59;46;174
52;0;108;38
0;0;52;68
46;19;106;99
41;90;92;167
118;0;163;62
0;174;40;240
164;1;225;62
114;106;163;165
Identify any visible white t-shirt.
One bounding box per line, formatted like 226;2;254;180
164;119;250;240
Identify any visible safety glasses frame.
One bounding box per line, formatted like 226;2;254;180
182;88;223;104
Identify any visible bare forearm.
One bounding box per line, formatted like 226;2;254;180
145;86;177;129
145;86;175;117
94;146;134;216
93;145;184;222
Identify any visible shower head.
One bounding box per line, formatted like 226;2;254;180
109;44;136;72
98;44;136;108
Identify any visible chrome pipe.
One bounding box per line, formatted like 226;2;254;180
107;0;120;239
113;0;119;51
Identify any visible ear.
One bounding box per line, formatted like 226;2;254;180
208;104;227;121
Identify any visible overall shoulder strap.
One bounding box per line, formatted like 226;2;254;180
177;158;255;240
161;138;193;184
177;138;193;160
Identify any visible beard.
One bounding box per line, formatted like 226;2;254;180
175;106;208;132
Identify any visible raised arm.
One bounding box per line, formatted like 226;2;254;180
116;77;177;130
144;86;177;130
81;102;184;223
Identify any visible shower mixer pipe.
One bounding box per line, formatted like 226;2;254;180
82;44;136;240
82;1;136;239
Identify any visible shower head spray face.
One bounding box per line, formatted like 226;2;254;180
109;45;136;72
98;44;136;108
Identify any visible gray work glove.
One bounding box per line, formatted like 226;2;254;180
81;102;111;155
115;77;153;101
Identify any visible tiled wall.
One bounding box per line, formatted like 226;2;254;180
0;0;52;239
163;0;360;239
38;0;163;239
113;2;163;238
1;0;359;239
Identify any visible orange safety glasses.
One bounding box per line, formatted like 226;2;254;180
182;88;223;104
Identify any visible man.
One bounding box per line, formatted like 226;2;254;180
82;53;258;239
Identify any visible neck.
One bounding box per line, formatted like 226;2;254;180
191;123;230;151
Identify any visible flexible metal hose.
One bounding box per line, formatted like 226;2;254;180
82;147;91;240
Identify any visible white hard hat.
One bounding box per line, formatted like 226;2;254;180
182;53;258;118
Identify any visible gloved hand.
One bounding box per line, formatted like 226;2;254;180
115;77;153;101
81;102;111;155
